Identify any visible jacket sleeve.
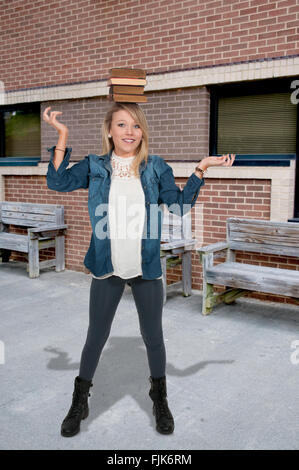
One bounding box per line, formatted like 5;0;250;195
46;146;89;192
157;158;205;217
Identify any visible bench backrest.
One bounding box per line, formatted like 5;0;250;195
227;217;299;257
161;205;192;242
0;201;64;227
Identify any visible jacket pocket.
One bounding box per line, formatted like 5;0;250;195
88;173;105;200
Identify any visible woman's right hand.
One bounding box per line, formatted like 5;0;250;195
43;106;69;135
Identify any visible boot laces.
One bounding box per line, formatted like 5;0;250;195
68;402;83;419
67;391;90;419
156;397;171;418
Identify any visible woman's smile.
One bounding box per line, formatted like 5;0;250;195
109;109;143;157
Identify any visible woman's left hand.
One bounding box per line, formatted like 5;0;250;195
200;153;236;170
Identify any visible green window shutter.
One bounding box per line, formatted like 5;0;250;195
217;92;297;154
2;106;41;158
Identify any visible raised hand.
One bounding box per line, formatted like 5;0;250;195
43;106;69;135
199;154;236;170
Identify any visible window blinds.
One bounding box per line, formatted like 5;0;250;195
217;92;297;154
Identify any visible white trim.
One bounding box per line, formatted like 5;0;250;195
172;160;296;222
2;56;299;105
0;160;295;223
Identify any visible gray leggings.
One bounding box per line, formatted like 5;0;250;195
79;275;166;381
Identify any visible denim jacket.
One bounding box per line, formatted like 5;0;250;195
46;146;205;279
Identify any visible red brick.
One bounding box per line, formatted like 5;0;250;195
2;1;295;308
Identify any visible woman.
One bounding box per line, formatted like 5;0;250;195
43;103;235;437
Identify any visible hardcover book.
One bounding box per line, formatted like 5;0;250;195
107;68;147;103
108;77;147;86
111;85;144;95
108;91;147;103
109;68;146;79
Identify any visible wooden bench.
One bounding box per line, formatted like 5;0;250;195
197;217;299;315
0;201;67;278
160;206;197;304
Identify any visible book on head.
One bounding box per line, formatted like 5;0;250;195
108;77;147;86
109;68;146;79
111;85;145;95
108;92;147;103
107;68;147;103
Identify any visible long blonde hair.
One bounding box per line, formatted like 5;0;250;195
102;102;149;177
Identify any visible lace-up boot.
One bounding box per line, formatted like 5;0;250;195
61;376;93;437
149;376;174;434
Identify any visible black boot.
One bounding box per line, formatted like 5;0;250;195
149;376;174;434
61;376;93;437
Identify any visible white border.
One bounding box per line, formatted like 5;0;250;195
0;161;295;223
2;56;299;104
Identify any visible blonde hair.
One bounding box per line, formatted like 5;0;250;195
102;102;149;177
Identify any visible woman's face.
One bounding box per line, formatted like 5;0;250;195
109;109;143;157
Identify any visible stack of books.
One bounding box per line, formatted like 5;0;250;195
107;68;147;103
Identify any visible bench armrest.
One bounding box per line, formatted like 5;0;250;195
28;224;68;233
28;224;68;237
161;238;197;251
197;241;229;254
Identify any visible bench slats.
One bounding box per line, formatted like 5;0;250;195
1;215;57;227
0;202;65;227
1;202;64;214
160;205;196;303
227;218;299;257
199;217;299;314
227;217;299;229
0;201;66;278
206;261;299;297
228;219;299;235
229;229;299;247
0;233;28;252
161;208;192;242
229;240;299;257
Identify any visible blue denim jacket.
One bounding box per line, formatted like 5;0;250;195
46;146;205;279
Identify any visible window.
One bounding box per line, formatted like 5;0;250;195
209;77;298;166
0;103;41;164
209;76;299;218
217;92;296;154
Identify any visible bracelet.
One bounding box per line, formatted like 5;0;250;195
195;165;206;177
55;147;65;152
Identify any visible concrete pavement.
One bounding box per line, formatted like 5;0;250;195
1;261;299;450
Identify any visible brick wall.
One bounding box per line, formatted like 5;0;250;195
1;0;299;91
4;174;298;306
41;87;210;162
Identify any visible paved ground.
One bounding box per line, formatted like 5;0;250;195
1;261;299;450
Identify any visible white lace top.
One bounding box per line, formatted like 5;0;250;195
92;151;163;280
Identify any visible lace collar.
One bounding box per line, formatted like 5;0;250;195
111;151;136;179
